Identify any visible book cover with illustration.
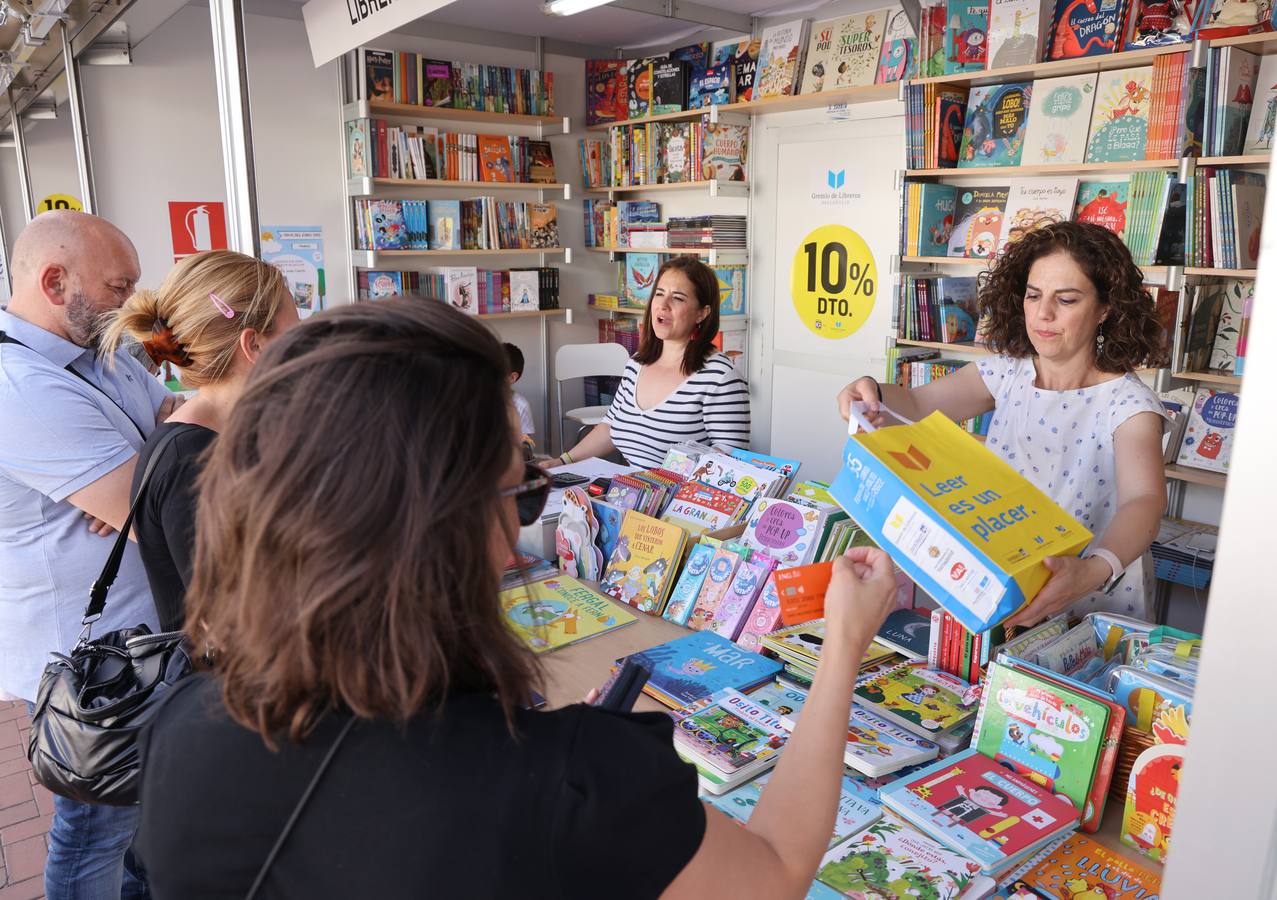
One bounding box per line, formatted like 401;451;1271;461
711;772;883;848
1021;73;1097;165
753;19;808;98
598;510;688;614
880;748;1081;872
346;118;371;177
444;267;478;315
363;48;394;101
662;542;718;626
918;183;959;257
815;819;985;899
854;661;980;736
877;609;933;660
701;123;749;181
765;620;899;672
829;10;891;89
498;575;635;653
710;556;778;640
526;140;556;183
651;58;689;114
735;571;785;653
948;185;1011;258
972;663;1111;824
590;498;625;564
1073;179;1129;238
959;82;1033;167
715;264;748;315
877;8;915;84
938;276;981;343
528;204;559;249
1175;387;1238;473
672;688;789;780
1243;54;1277;154
367;200;407;250
1117;674;1190;863
477;135;515;183
1047;0;1124;59
420;58;452;106
836;705;942;776
1021;834;1161;899
624;630;782;709
800;15;844;93
1207;279;1252;372
624;252;660;306
748;680;811;717
685;544;746;631
987;0;1052;68
662;482;748;535
944;0;991;73
998;177;1079;249
1084;68;1153;163
741;498;829;567
688;451;787;502
428;199;461;250
585;58;627;125
732;38;762;102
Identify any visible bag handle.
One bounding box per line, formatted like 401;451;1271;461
83;426;187;631
245;717;357;900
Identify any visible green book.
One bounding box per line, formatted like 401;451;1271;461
971;662;1110;820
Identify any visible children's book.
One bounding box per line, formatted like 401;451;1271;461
958;82;1033;166
701;123;749;182
762;620;899;673
735;571;785;653
815;819;986;899
685;544;746;630
1021;73;1097;165
1084;68;1153;163
444;266;478;315
661;542;716;631
728;448;801;487
1243;53;1277;154
662;482;748;535
346;118;371;177
428;199;461;250
994;616;1069;662
709;772;883;848
1020;834;1162;899
998;177;1079;249
590;498;625;564
627;58;654;120
714;264;748;315
1208;279;1252;371
1032;621;1099;675
1073;179;1129;238
477;135;514;182
805;10;889;91
917;183;959;257
741;498;829;567
368;200;407;249
508;269;539;312
753;19;809;98
598;510;688;614
947;185;1011;257
810;704;942;777
972;662;1111;826
420;58;452;106
498;575;635;653
672;688;790;792
624;631;782;709
526;140;556;183
987;0;1053;68
938;276;980;343
688;452;787;503
623;252;660;306
731;38;762;102
651;58;689;114
711;556;778;641
880;748;1081;873
1047;0;1125;59
876;609;933;660
1231;180;1265;269
585;59;627;126
555;487;604;581
1175;386;1238;473
877;8;914;84
854;661;980;737
800;16;843;93
945;0;991;73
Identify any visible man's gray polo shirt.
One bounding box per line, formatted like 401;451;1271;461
0;308;168;701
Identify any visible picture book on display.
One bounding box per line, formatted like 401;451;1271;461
944;0;991;73
958;82;1032;167
688;452;787;502
709;772;883;848
661;482;748;535
710;555;779;641
1085;68;1153;163
1017;834;1162;899
998;177;1079;249
477;135;515;182
1243;54;1277;154
801;11;888;93
987;0;1053;68
498;575;635;653
815;819;988;900
684;544;746;630
948;185;1010;258
701;123;749;181
754;19;809;98
672;688;790;793
877;8;915;84
622;630;782;709
837;705;943;776
598;511;688;614
741;498;829;567
1207;279;1252;373
585;59;627;126
1175;387;1238;473
854;661;980;737
880;748;1081;873
1021;74;1097;165
908;183;958;257
651;59;689;114
1073;179;1129;238
663;542;718;627
876;609;933;660
1048;0;1124;59
763;619;899;680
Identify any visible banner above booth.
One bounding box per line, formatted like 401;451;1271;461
302;0;456;67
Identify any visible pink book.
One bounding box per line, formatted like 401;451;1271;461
736;570;784;653
711;555;779;641
686;545;745;631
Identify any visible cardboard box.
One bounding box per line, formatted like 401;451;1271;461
831;412;1091;632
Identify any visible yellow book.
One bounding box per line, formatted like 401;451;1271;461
499;574;636;653
600;510;689;615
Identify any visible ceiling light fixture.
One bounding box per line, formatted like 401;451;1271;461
543;0;615;16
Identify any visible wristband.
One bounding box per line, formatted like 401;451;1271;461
559;451;573;466
1085;547;1124;594
873;378;884;403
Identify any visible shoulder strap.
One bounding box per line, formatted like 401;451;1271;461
83;426;188;627
245;717;357;900
0;331;147;438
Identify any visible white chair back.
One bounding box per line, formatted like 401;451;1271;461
554;342;631;383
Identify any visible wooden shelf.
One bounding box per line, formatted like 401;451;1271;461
1197;154;1272;168
586;82;898;131
586;246;746;256
368;178;568;191
1165;464;1227;489
897;338;991;355
1209;31;1277;51
352;247;566;267
1174;370;1243;387
583;180;749;196
908;159;1177;177
359;99;563;128
1184;267;1258;278
477;309;567;321
911;44;1190;89
588;305;646;315
900;255;990;266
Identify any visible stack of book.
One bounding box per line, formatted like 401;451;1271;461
895;275;979;343
854;661;981;750
597;316;641;353
671;687;792;794
618;630;782;709
927;609;1006;684
889;356;993;437
497;573;634;653
351;198;559;251
345;120;556;184
359;49;554;115
666;215;747;248
1185;166;1266;270
761;620;898;684
579;119;748;187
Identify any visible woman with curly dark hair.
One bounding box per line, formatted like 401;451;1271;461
837;221;1169;626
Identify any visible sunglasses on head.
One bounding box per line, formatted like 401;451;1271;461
502;463;552;527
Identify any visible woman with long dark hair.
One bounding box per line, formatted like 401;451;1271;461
135;299;898;898
560;255;750;467
838;221;1169;626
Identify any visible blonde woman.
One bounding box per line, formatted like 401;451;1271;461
101;250;298;630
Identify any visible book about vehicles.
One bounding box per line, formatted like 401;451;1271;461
958;82;1033;167
622;630;782;709
1021;73;1097;165
815;819;986;900
498;575;635;653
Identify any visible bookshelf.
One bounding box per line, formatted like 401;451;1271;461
349;177;570;198
1197;154;1272;168
584;180;749;197
1165;464;1227;489
347;99;569;134
1210;31;1277;52
1184;267;1257;278
350;248;569;268
911;43;1191;89
478;309;568;322
907;160;1179;178
896;338;991;355
1173;370;1243;388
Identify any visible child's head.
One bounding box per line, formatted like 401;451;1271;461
503;342;525;385
969;786;1010;809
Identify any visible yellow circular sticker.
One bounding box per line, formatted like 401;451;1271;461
37;194;82;213
790;224;877;340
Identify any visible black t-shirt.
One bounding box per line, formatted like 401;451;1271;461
136;675;706;899
130;422;216;632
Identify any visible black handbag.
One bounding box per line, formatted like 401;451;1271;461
27;426;196;806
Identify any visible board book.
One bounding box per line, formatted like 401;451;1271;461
1174;387;1237;474
498;575;636;653
672;688;789;792
1021;73;1097;165
661;482;748;535
815;819;987;900
854;661;980;737
598;510;688;614
741;498;829;567
876;609;932;660
763;619;899;678
622;631;782;709
880;748;1081;873
709;772;883;848
1019;833;1162;899
684;543;746;630
735;570;785;653
838;705;942;777
709;555;778;641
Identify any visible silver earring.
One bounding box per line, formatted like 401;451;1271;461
1095;331;1105;355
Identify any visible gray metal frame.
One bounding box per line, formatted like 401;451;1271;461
8;87;32;223
61;22;97;215
208;0;259;255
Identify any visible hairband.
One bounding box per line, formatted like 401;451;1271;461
209;292;236;319
142;319;194;368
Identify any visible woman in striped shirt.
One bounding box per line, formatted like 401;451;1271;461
560;256;750;468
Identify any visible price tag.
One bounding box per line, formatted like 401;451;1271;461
789;224;877;340
37;194;82;214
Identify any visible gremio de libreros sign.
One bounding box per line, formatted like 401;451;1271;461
301;0;456;67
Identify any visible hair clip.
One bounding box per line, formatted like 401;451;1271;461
142;319;194;368
209;292;236;319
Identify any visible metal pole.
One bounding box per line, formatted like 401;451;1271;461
8;90;32;223
208;0;258;254
61;23;97;215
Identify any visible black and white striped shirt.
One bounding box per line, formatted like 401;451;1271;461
604;353;751;468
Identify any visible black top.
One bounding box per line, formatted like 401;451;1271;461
136;675;707;899
130;421;216;632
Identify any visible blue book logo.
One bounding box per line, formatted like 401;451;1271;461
827;169;846;189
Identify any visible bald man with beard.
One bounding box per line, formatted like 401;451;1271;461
0;210;176;900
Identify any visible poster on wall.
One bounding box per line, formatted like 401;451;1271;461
169;201;228;263
260;226;326;314
37;194;82;214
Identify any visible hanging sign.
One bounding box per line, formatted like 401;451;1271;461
789;223;878;340
37;194;82;214
301;0;457;68
168;201;229;263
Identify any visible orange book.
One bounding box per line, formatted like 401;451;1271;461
1017;834;1160;898
478;135;514;183
775;562;834;626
